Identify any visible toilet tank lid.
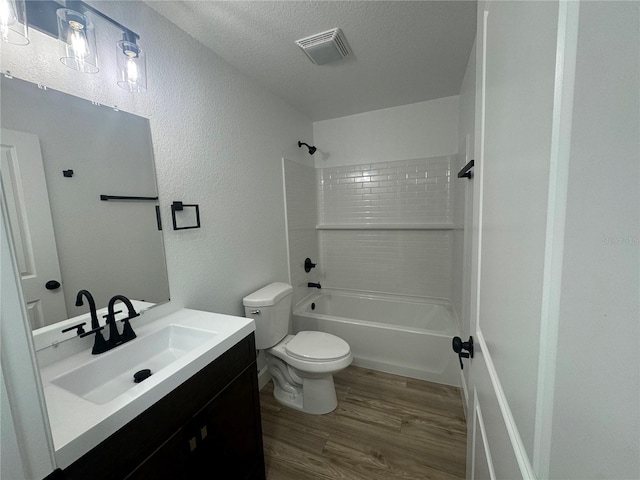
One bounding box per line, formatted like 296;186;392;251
243;282;293;307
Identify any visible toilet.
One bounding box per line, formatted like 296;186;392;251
243;282;352;414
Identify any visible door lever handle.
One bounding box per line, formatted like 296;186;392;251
452;336;474;370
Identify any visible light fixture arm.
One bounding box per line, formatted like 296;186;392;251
23;0;147;90
66;0;139;42
25;0;139;43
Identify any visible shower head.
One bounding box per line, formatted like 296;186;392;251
298;141;317;155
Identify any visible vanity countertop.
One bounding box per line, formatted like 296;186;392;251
39;308;255;469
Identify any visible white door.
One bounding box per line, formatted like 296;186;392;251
0;128;67;328
465;1;578;478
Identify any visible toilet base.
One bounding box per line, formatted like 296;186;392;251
272;375;338;415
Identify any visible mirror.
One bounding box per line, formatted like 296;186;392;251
0;76;170;334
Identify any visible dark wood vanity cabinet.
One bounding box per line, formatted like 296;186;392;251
62;334;265;480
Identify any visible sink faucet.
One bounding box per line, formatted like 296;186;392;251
307;282;322;289
75;289;99;330
76;290;109;354
105;295;139;347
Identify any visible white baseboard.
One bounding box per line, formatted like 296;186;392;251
258;366;271;390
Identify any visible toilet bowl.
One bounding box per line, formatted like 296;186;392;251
267;332;352;414
243;282;352;414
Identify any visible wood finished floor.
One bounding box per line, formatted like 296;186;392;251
259;366;467;480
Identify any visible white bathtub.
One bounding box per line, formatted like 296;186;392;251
292;289;461;386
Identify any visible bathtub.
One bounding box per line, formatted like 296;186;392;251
292;289;461;386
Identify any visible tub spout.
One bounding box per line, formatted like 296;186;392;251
308;282;322;289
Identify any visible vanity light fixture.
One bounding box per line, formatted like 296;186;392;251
14;0;147;91
116;31;146;92
56;7;98;73
0;0;28;45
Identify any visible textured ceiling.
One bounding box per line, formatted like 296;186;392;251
146;1;477;121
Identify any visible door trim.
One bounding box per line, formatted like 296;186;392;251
532;1;580;477
476;329;536;478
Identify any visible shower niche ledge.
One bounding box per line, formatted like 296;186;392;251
316;223;455;230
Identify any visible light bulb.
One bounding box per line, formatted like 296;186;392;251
57;9;98;73
116;38;146;92
125;55;138;85
69;27;88;60
0;0;18;43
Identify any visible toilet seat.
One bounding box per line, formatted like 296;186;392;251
269;333;353;374
285;331;351;361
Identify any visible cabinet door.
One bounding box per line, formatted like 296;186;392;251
125;429;188;480
187;366;265;479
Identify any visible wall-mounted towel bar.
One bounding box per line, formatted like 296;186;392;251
457;160;474;179
100;195;159;201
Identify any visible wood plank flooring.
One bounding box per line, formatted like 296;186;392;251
259;365;467;480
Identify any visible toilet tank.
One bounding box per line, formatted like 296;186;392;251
243;282;293;349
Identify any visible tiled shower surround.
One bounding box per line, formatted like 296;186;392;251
284;156;457;302
319;229;452;298
318;156;453;225
317;156;454;298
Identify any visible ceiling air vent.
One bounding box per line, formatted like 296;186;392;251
295;28;351;65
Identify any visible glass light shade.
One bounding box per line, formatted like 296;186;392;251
116;40;147;92
56;8;98;73
0;0;28;45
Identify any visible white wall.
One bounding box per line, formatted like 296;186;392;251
549;2;639;478
0;0;313;320
313;96;459;168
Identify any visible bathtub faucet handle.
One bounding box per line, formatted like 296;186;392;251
304;258;317;273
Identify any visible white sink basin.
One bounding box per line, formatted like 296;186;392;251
40;308;255;469
51;324;216;405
